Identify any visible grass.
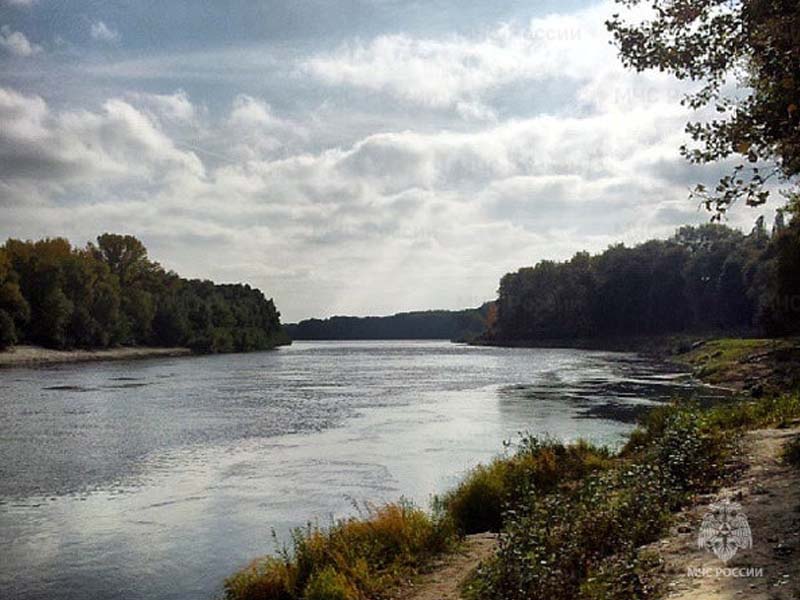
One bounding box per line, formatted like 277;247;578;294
679;337;783;383
223;501;454;600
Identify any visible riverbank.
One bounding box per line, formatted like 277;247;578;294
222;337;800;600
648;426;800;600
674;337;800;394
0;345;193;368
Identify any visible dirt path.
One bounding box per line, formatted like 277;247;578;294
391;533;497;600
651;427;800;600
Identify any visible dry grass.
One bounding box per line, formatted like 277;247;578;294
224;502;454;600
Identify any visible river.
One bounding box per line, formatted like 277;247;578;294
0;340;717;600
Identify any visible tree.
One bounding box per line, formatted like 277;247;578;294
37;287;73;348
92;234;153;286
0;310;16;350
607;0;800;216
0;234;288;353
0;248;30;334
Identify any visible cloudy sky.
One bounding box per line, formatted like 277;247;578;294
0;0;772;321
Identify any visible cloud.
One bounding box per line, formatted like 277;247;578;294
229;94;286;128
90;20;120;42
0;87;203;186
303;6;606;117
0;25;42;56
128;90;197;124
2;0;36;6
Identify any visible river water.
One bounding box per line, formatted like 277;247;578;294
0;341;716;600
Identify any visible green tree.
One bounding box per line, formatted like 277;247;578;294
0;248;30;334
0;310;16;349
0;234;288;353
92;234;153;286
607;0;800;216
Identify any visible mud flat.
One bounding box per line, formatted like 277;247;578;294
0;345;192;368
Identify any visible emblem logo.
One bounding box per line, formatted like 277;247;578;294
698;500;752;562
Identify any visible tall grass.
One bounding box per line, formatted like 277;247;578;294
224;501;454;600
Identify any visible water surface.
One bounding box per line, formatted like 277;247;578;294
0;341;719;600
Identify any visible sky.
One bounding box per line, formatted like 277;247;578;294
0;0;775;322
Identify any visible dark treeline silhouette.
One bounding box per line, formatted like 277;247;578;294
286;306;492;342
486;217;800;344
0;234;289;352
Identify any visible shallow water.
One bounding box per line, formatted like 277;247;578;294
0;341;723;600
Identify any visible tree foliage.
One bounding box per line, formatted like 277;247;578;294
488;220;800;343
0;234;289;352
286;306;491;342
607;0;800;216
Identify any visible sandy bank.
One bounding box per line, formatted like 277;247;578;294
0;345;193;368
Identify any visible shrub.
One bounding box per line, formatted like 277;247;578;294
303;567;358;600
466;402;747;600
442;437;611;534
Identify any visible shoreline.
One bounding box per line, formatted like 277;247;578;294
223;336;800;600
469;333;725;355
0;345;194;368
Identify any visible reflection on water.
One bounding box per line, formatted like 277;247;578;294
0;341;721;600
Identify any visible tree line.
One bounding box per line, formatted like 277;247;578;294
486;213;800;344
286;306;491;342
0;234;289;352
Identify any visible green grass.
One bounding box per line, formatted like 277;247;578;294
680;338;780;383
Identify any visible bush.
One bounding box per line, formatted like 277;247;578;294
303;567;358;600
465;402;755;600
442;437;611;534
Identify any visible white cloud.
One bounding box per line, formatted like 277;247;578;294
128;90;197;123
0;25;42;56
2;0;36;6
229;94;286;128
90;20;120;42
0;87;203;187
303;6;607;117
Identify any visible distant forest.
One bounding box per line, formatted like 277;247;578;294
485;217;800;344
286;306;492;341
0;234;289;353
